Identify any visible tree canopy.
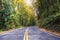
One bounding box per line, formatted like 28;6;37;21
0;0;60;32
36;0;60;32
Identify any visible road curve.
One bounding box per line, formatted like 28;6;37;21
0;26;60;40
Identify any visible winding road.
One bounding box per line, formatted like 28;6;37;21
0;26;60;40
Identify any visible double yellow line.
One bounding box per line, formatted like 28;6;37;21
23;28;28;40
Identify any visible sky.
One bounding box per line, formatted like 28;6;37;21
24;0;32;6
24;0;37;7
24;0;37;16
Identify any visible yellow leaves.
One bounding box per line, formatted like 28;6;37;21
11;0;36;17
13;0;17;3
26;7;34;14
11;0;24;4
18;0;24;3
28;17;30;21
11;0;16;3
14;6;19;14
23;0;36;17
15;9;20;14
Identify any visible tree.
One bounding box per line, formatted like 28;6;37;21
36;0;60;32
0;0;6;30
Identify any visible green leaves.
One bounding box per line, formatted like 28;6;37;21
36;0;60;32
0;0;36;31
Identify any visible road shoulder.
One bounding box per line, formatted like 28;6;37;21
38;27;60;37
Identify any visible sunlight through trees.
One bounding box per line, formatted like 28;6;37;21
0;0;36;31
0;0;60;32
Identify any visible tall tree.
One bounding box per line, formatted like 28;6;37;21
36;0;60;32
0;0;6;30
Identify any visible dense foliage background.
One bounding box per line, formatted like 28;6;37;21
0;0;60;32
36;0;60;32
0;0;36;31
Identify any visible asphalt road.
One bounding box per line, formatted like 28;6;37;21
28;27;60;40
0;27;27;40
0;26;60;40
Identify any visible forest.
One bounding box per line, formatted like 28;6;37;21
0;0;60;32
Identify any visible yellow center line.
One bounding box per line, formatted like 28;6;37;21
23;28;28;40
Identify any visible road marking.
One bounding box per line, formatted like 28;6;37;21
23;28;28;40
